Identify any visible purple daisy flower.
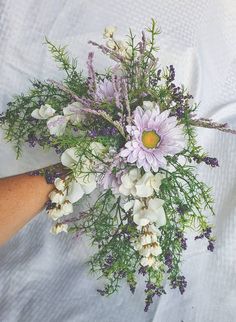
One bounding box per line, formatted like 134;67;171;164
120;104;185;171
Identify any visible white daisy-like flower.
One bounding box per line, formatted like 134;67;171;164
31;104;56;120
50;223;68;235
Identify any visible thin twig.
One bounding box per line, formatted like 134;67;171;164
190;118;236;134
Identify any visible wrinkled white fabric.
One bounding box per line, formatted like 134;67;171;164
1;0;236;321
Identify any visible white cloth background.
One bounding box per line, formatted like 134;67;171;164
0;0;236;321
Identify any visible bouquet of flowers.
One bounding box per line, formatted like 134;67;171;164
1;20;235;311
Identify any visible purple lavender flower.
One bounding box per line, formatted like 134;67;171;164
88;127;117;138
129;284;136;294
203;157;219;167
168;65;175;82
96;79;115;102
97;289;106;296
144;284;166;312
207;240;215;252
26;134;38;147
170;275;187;294
175;231;188;250
181;237;187;250
164;252;173;270
29;170;40;176
195;227;215;252
87;52;96;96
45;200;56;210
138;266;147;276
176;107;185;119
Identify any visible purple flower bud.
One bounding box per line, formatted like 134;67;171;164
203;157;219;167
138;266;147;276
129;285;136;294
97;289;106;296
164;253;173;269
176;107;185;119
26;134;38;147
207;241;214;252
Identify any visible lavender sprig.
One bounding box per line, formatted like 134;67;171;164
191;118;236;134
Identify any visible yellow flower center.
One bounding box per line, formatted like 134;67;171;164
141;130;160;149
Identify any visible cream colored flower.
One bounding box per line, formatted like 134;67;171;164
142;101;159;111
123;199;135;212
67;176;96;203
90;142;106;157
48;207;64;221
133;198;166;227
60;201;73;216
54;177;66;191
47;201;73;220
47;115;68;136
135;172;164;198
61;147;98;203
49;190;67;204
106;39;117;50
31;104;56;119
63;102;85;125
140;255;155;267
139;243;162;257
119;168;141;196
61;147;79;169
50;223;68;235
103;26;117;38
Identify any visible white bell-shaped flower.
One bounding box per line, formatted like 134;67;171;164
67;175;96;203
123;200;134;212
119;168;141;196
135;172;164;198
103;26;117;38
50;223;68;235
47;115;68;136
48;207;64;221
49;190;67;204
60;201;73;216
54;177;66;191
140;256;155;267
31;104;56;119
61;147;79;169
133;198;166;227
90;142;106;157
63;102;85;125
